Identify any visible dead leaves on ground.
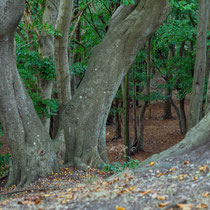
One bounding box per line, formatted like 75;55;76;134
0;163;209;209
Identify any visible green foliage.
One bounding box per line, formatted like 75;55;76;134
0;124;3;138
102;159;140;173
122;0;135;5
0;153;11;177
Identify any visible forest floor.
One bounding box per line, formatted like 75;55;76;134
0;101;209;209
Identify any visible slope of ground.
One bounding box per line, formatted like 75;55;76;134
0;143;209;209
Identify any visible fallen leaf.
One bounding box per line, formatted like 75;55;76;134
177;203;192;210
116;205;125;210
141;190;151;195
169;167;177;172
192;176;197;181
150;162;155;166
199;165;208;172
157;173;164;177
196;203;208;209
183;161;190;165
202;192;210;197
158;202;169;208
157;196;166;200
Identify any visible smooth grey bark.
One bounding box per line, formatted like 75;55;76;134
53;0;74;157
54;0;73;106
38;0;60;131
63;0;170;171
0;0;59;187
187;0;209;130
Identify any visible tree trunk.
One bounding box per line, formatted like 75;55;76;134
55;0;73;107
63;0;170;171
205;8;210;114
112;98;122;140
0;0;59;187
53;0;74;153
179;98;187;134
187;0;209;130
133;37;152;152
122;73;130;161
132;68;138;143
38;0;60;131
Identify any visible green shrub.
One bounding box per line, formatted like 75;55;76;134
102;159;140;173
0;153;11;177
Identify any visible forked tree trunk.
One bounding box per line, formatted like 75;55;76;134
0;0;59;187
62;0;170;170
187;0;209;130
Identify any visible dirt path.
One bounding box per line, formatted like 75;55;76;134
107;101;186;163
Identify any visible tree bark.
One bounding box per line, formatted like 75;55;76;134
205;6;210;115
122;72;130;161
133;37;152;153
55;0;73;107
0;0;59;187
63;0;170;171
187;0;209;130
38;0;60;131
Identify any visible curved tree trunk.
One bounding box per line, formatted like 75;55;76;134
63;0;170;171
0;0;59;187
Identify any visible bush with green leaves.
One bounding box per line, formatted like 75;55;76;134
102;159;140;173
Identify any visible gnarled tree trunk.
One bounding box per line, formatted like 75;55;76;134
63;0;170;170
0;0;59;187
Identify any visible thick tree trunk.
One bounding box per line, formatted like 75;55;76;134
187;0;209;130
63;0;170;170
0;0;59;187
38;0;60;131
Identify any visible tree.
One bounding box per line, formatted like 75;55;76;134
187;0;209;130
62;0;171;170
0;0;59;187
0;0;171;186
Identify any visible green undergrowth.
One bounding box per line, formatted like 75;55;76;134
102;159;140;173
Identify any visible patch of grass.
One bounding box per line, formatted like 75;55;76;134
102;159;140;173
